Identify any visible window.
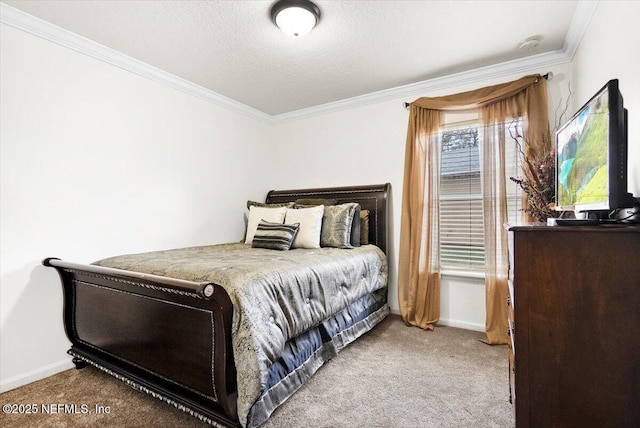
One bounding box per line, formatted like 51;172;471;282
439;125;484;273
439;121;523;275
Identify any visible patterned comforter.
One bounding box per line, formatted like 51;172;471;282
94;242;388;427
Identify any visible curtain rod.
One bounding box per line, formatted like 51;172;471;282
402;72;554;110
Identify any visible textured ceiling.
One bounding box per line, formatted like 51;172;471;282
2;0;579;115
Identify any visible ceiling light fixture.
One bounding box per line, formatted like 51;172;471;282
270;0;321;38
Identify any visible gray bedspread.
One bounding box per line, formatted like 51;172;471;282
93;242;388;427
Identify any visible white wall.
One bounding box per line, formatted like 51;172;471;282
272;63;573;331
0;24;274;392
571;0;640;196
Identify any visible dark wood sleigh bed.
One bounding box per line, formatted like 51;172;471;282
43;183;390;427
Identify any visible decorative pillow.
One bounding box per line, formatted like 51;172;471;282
245;206;288;244
360;209;370;245
350;204;361;247
285;206;324;249
294;198;338;207
251;220;299;251
247;200;294;210
320;203;359;248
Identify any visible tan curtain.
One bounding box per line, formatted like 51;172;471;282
399;74;550;340
398;107;442;330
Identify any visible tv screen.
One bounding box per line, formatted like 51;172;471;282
555;79;630;215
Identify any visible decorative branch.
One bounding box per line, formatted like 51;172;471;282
554;82;573;130
508;83;573;222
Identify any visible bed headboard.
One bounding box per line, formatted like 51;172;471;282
266;183;390;254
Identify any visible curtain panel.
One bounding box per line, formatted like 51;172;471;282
398;108;442;330
399;74;550;342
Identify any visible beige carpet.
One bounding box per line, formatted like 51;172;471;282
1;315;514;427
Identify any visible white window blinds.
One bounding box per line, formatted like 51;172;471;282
439;126;484;272
439;121;523;274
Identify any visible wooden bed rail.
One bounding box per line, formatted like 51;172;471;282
43;257;239;426
43;257;218;300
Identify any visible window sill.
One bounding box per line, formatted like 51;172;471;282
440;269;485;280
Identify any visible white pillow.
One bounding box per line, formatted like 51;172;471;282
285;205;324;249
245;206;288;244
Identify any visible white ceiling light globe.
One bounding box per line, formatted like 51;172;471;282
275;6;317;37
270;1;321;38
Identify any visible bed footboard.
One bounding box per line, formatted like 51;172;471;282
43;258;239;427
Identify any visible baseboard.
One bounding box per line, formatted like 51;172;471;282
389;307;401;316
437;317;485;332
388;308;485;333
0;358;74;393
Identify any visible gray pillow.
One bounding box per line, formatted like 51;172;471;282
350;204;361;247
251;220;299;251
321;203;359;248
360;209;370;245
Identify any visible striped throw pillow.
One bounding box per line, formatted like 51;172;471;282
251;220;300;251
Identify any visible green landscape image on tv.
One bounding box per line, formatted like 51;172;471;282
556;89;609;209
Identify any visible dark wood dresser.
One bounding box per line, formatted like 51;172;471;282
507;224;640;428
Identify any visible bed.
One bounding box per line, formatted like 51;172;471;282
43;183;390;427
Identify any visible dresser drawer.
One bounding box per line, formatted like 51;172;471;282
508;279;515;308
507;315;515;353
507;287;515;353
508;348;516;406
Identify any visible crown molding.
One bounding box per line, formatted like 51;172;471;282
1;1;597;126
270;0;598;124
0;3;272;123
562;0;598;60
270;49;570;124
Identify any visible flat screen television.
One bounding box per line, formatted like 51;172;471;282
555;79;634;220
